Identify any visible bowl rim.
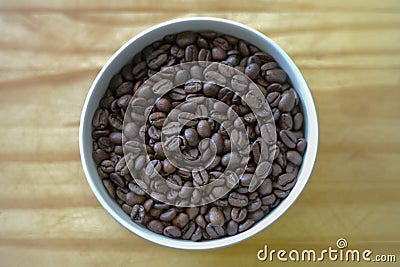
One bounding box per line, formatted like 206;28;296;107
79;17;319;250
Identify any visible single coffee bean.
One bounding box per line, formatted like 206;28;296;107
130;204;145;223
286;150;303;166
181;221;196;240
185;45;199;61
297;138;307;153
109;173;125;187
92;149;108;164
176;31;197;48
197;120;211;138
261;194;276;206
195;214;207;228
258;178;273;196
238;219;255;232
245;63;260;80
226;220;238;236
208;207;225;226
203;82;220;96
238;40;250;57
247;197;262;212
163;225;182;238
206;223;225;238
192;169;209;186
191;226;203;241
228;192;248;207
293;113;304;131
169;88;186;100
109;132;122;144
212;47;227;61
125;192;146;206
172;213;189;228
160;208;177;222
92;108;109;129
231;207;247;223
184;128;200;147
266;69;287;84
278;89;296;112
102;179;116;199
147;220;164;234
280;130;297;149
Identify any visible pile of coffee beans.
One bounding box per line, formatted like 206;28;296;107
91;31;307;241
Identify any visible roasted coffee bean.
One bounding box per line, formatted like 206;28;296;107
184;128;200;146
185;45;199;62
169;88;186;100
206;223;225;238
245;63;260;80
102;179;116;199
280;130;298;149
181;221;196;240
192;169;209;186
197;120;211;138
238;219;254;233
258;178;273;196
130;204;145;223
172;213;189;228
279;113;293;130
147;220;164;234
293;113;304;131
176;31;197;48
238;40;250;57
109;73;123;90
274;189;290;199
213;37;230;50
93;149;109;164
255;161;272;178
266;69;287;84
279;89;296;112
261;194;276;206
208;207;225;226
163;225;182;238
226;220;238;236
92;108;109;129
231;207;247;223
155;98;171;113
286;150;303;166
247;197;262;212
160;208;177;221
109;132;122;144
191;226;203;241
195;214;207;228
297;138;307;153
116;82;133;97
203;82;220;96
212;47;227;61
184;81;202;93
110;173;125;187
228;192;248;207
125;192;146;206
108;113;123;130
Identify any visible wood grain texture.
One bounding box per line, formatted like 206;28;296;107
0;0;399;266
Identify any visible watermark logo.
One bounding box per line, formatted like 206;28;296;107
257;238;397;263
122;61;276;207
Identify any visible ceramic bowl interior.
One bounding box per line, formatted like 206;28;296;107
79;17;318;250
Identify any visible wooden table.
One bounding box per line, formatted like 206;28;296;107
1;1;399;266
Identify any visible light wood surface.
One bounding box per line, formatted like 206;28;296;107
0;0;399;266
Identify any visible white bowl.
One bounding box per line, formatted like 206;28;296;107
79;17;318;250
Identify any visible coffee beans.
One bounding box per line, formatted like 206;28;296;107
91;31;307;241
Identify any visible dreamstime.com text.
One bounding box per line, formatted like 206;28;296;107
257;238;396;263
